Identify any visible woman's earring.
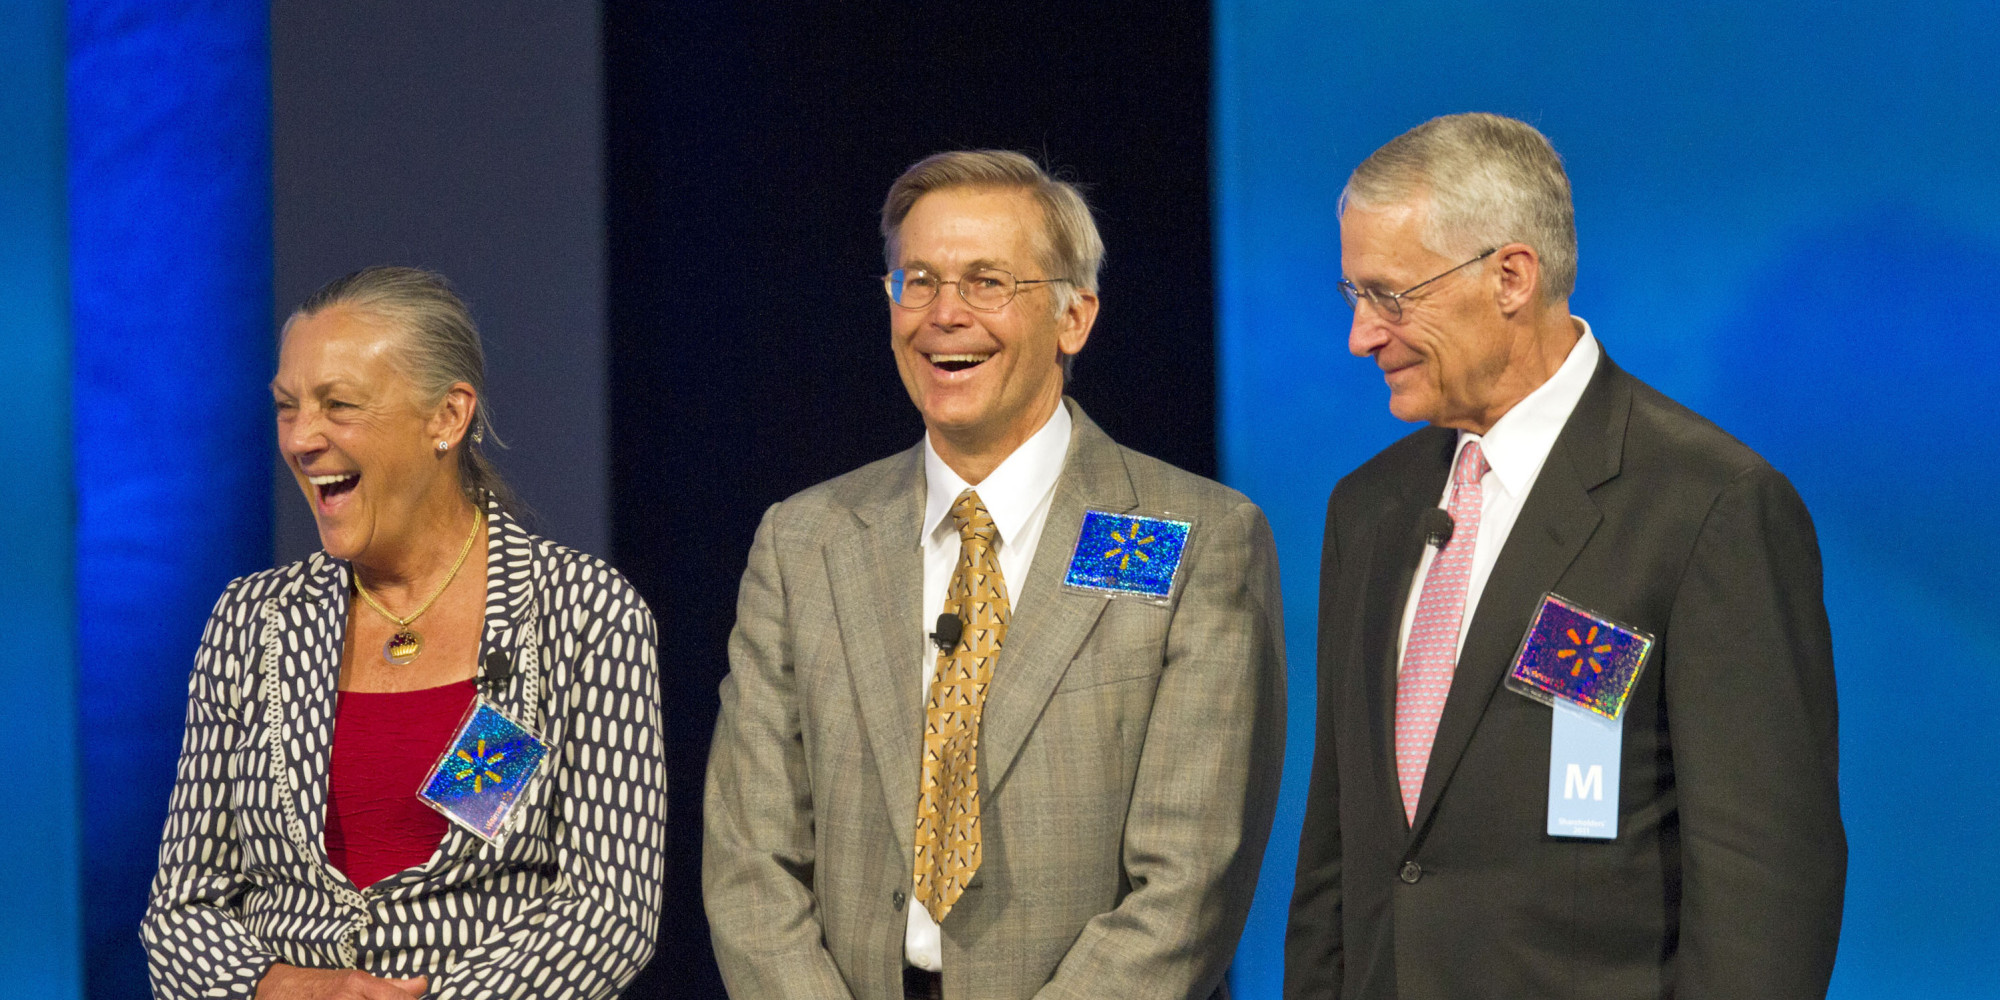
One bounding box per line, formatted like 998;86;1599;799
436;440;449;454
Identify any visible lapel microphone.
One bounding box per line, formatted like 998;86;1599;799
931;613;964;653
1421;508;1456;549
483;650;514;696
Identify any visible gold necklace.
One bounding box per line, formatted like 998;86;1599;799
353;509;485;664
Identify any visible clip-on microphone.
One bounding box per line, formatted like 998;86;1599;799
931;613;964;653
483;650;514;697
1421;508;1456;549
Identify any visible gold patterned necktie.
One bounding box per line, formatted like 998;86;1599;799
912;489;1010;923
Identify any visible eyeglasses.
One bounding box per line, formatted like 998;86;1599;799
882;266;1071;312
1337;248;1497;323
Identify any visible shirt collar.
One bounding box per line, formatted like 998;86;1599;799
1459;319;1601;499
921;402;1073;548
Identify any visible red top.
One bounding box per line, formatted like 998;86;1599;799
325;679;479;891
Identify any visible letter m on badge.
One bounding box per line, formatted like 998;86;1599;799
1564;763;1605;801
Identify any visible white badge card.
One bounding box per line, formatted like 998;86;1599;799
418;698;549;843
1547;697;1621;839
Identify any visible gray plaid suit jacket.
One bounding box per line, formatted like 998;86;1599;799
703;400;1286;1000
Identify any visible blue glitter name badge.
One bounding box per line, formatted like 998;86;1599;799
418;700;548;843
1505;593;1656;721
1061;509;1194;605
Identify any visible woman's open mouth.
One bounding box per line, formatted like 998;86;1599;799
308;472;359;507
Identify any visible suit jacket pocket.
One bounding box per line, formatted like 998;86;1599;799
1054;607;1170;694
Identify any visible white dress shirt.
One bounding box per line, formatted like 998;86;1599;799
905;401;1074;970
1397;323;1601;666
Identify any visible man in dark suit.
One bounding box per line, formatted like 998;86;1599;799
705;150;1286;999
1285;113;1845;999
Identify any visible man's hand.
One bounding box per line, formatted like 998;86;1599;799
256;964;428;999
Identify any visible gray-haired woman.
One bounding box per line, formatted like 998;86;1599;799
142;267;666;999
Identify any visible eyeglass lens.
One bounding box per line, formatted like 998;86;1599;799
1338;281;1400;321
885;267;1019;311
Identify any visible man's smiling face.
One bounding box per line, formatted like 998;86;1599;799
1341;196;1510;430
889;186;1092;464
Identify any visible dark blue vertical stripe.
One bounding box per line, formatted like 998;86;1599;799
67;3;273;995
0;0;81;992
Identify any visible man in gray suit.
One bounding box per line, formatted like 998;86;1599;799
703;150;1287;1000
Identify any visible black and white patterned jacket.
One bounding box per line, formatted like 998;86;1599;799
141;504;667;999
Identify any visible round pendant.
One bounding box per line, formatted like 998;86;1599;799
383;628;423;665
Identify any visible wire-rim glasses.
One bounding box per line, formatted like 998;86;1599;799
1337;247;1497;322
882;266;1072;312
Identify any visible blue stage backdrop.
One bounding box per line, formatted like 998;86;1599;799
68;3;274;996
1215;3;2000;996
0;0;82;994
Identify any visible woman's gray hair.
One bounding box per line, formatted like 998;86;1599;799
287;266;518;512
881;149;1105;317
1344;113;1578;303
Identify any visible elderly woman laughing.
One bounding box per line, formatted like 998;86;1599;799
142;267;666;1000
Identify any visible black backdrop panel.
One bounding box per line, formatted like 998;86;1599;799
605;4;1214;995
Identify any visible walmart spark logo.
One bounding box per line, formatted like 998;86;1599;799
1554;625;1615;677
1508;595;1655;721
1101;521;1158;573
1064;510;1193;600
453;738;508;793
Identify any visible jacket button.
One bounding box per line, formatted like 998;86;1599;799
1399;861;1423;884
892;890;907;911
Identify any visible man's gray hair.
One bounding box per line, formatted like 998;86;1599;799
880;149;1105;317
1345;113;1577;302
287;265;518;512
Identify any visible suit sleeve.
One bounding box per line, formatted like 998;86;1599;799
428;576;670;1000
1666;465;1845;997
140;581;283;997
1284;492;1346;999
703;506;858;1000
1034;500;1288;1000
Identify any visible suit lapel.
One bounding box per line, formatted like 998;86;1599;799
273;551;345;869
826;446;929;856
434;504;539;862
978;401;1123;799
1409;357;1630;837
479;506;542;722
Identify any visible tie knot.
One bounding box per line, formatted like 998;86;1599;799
1453;440;1490;487
950;490;999;544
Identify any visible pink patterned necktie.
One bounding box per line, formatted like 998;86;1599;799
1394;439;1489;825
